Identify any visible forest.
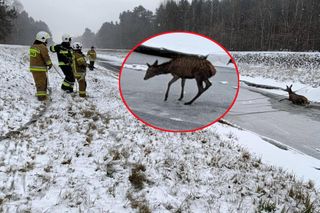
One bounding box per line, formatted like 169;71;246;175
1;0;320;51
0;0;51;45
85;0;320;51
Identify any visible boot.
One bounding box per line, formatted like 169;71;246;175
37;96;47;101
79;91;86;97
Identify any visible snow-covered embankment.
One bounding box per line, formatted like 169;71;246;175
0;45;319;212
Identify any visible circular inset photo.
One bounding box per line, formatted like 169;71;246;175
119;32;239;132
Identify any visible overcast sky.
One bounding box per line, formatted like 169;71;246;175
19;0;163;43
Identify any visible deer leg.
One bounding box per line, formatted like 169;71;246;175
164;76;179;101
278;98;288;102
204;79;212;91
184;78;204;105
178;78;186;101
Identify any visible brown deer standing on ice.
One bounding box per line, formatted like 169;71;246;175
144;56;216;105
284;85;310;106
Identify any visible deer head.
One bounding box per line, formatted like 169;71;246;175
285;84;294;94
144;60;159;80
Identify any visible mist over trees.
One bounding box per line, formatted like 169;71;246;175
95;22;120;48
0;0;51;45
74;28;98;48
7;10;51;45
77;6;155;49
0;0;16;41
87;0;320;51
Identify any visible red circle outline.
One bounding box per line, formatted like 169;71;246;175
118;31;240;133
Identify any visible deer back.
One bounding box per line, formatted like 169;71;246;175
289;93;310;105
167;57;216;78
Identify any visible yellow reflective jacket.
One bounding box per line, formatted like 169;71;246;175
29;42;52;72
87;50;96;61
73;51;87;77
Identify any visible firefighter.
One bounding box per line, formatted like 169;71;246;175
87;46;96;70
50;34;75;93
29;31;52;101
72;42;87;97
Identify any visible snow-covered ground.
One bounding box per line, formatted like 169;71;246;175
214;124;320;187
143;32;226;55
0;45;41;136
96;49;128;67
0;45;320;212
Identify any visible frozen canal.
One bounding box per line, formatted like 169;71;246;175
98;50;320;159
226;84;320;160
120;52;239;131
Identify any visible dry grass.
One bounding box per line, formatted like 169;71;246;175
127;192;151;213
82;110;94;118
257;199;276;212
129;164;147;190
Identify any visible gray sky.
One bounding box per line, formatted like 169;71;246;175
19;0;163;43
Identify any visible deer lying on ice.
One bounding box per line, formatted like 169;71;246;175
284;85;310;106
144;56;216;105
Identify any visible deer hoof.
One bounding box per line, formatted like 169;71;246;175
184;102;192;105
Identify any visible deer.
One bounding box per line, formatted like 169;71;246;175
284;85;310;106
144;56;216;105
227;58;234;65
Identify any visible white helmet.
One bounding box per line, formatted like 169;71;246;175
62;33;72;42
36;31;50;43
72;42;82;50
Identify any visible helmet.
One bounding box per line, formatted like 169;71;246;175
62;34;72;42
36;31;50;43
72;42;82;50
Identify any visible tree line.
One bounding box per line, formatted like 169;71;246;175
0;0;16;41
1;0;319;51
0;0;51;45
81;0;320;51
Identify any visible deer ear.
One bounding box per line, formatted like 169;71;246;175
154;60;158;66
147;63;150;68
290;84;293;88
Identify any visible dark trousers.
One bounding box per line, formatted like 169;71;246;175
60;65;75;92
89;61;95;70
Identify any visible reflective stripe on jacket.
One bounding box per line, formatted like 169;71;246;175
50;43;73;66
73;51;87;75
87;50;96;61
29;43;52;72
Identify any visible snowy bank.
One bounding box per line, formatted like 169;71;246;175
214;123;320;188
0;46;41;136
232;51;320;87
